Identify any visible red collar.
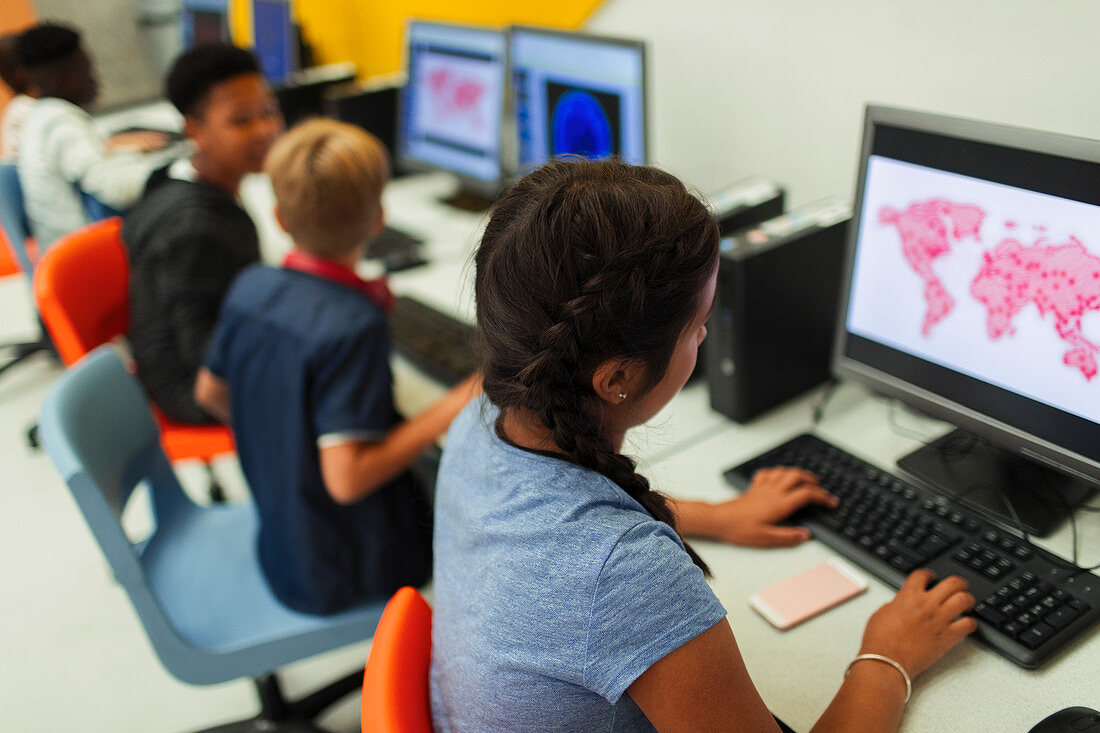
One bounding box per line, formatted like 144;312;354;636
282;249;394;312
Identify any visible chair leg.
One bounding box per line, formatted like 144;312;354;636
188;669;362;733
205;460;227;504
286;669;363;720
0;338;51;379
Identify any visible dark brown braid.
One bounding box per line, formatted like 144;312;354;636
475;159;719;575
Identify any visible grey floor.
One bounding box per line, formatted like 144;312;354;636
0;273;370;731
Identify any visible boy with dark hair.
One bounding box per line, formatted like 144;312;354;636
194;118;480;615
15;22;170;248
125;42;282;425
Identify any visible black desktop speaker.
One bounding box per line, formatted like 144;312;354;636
706;198;852;423
689;177;786;382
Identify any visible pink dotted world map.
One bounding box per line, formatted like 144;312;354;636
879;199;1100;380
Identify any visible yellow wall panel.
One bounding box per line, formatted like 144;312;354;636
293;0;606;81
0;0;36;127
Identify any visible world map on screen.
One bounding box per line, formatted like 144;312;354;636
879;199;1100;380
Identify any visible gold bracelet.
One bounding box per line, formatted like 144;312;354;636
845;653;912;703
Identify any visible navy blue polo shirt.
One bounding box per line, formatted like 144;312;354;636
205;264;432;615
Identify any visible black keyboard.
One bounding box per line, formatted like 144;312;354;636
389;296;478;387
367;226;427;273
723;433;1100;669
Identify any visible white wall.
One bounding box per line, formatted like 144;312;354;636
34;0;168;109
587;0;1100;207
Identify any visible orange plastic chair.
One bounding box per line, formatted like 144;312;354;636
361;587;434;733
0;234;19;277
33;217;235;465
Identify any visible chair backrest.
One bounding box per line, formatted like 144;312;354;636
38;346;193;590
361;587;434;733
34;217;129;366
0;162;35;277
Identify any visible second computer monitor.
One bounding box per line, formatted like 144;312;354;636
510;26;647;172
397;21;508;197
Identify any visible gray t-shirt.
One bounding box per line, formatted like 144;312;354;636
431;398;728;732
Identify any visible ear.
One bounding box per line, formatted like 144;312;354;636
370;205;386;238
182;114;203;147
273;204;289;234
592;358;646;405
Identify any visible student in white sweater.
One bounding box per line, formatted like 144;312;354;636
14;23;173;251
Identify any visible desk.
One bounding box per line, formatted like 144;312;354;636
378;172;1099;732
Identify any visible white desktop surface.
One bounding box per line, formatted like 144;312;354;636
380;174;1100;731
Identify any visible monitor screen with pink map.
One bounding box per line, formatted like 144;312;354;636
836;105;1099;531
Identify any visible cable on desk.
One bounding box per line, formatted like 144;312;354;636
884;398;941;443
811;378;839;426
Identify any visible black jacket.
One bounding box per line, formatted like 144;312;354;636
123;166;260;424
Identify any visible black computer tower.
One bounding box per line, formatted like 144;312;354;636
706;198;851;422
689;177;786;382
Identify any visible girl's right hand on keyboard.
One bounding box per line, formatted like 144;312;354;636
859;568;978;679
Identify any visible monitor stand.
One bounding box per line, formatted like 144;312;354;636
897;429;1098;538
441;189;496;212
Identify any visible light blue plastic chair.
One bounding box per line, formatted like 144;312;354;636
0;163;35;277
39;346;388;732
0;163;54;453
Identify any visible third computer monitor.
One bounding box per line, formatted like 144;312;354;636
510;26;647;172
397;20;508;197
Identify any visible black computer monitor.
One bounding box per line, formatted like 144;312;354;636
835;104;1100;535
396;20;507;203
509;26;646;172
182;0;230;48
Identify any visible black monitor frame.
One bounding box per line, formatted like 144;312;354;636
395;19;509;201
833;105;1100;510
507;24;648;176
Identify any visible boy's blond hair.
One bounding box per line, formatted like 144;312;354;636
264;118;390;258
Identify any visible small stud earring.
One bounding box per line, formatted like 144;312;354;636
618;391;628;400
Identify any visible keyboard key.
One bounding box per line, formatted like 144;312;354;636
974;602;1006;626
1019;622;1056;650
1044;606;1081;630
983;564;1007;580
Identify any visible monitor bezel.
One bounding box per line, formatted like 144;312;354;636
395;19;509;199
506;24;649;175
833;104;1100;485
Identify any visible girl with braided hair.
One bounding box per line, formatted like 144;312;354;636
431;159;977;732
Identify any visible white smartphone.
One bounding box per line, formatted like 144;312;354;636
749;558;869;631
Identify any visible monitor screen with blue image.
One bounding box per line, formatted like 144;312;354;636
510;26;646;172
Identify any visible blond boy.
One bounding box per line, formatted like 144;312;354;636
196;119;479;614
